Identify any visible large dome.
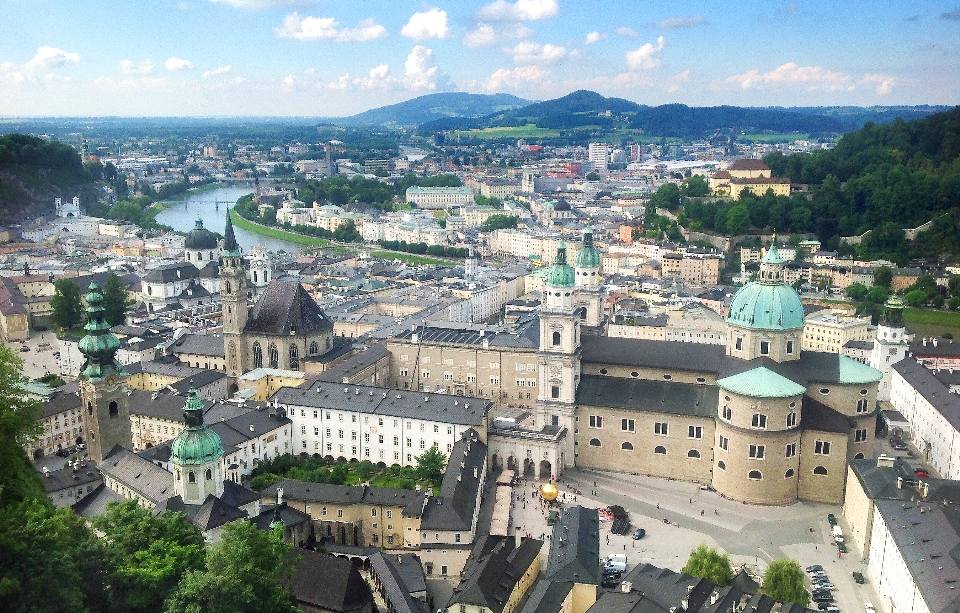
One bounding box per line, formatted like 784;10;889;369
575;226;601;269
546;241;575;287
170;390;224;466
726;282;805;331
185;217;219;250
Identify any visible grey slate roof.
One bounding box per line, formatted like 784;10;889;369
544;505;601;584
38;381;81;418
314;342;390;383
518;580;574;613
41;461;101;493
168;369;226;394
368;552;429;613
392;315;540;350
263;480;425;517
142;262;201;283
910;339;960;358
99;445;174;504
581;336;727;374
170;333;225;357
251;502;312;532
154;493;247;530
447;536;543;613
800;396;853;434
288;550;373;613
272;382;491;426
421;430;487;532
72;483;122;520
244;279;333;335
893;359;960;431
576;375;718;418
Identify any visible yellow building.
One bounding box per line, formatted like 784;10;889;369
710;159;791;198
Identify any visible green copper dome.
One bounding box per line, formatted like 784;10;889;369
726;282;806;331
575;226;601;269
170;389;224;466
78;282;125;382
546;240;576;287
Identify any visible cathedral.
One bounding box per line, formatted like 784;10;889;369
386;230;883;506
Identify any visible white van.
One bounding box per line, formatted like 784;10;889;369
833;525;844;542
604;554;627;573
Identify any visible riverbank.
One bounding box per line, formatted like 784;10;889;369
153;181;228;211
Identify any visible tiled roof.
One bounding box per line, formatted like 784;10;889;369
421;430;486;531
244;279;333;336
41;461;101;493
288;550;373;612
263;480;425;517
727;159;770;171
577;375;718;417
544;505;601;584
170;333;225;357
99;445;174;504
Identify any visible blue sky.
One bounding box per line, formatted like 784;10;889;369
1;0;959;116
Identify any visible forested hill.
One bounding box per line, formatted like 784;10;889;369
337;92;530;127
0;134;98;224
762;106;960;261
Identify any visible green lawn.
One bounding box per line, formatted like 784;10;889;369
904;308;960;327
737;133;812;143
229;209;332;247
461;124;561;139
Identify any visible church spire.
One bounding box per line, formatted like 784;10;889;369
223;210;240;256
78;282;125;382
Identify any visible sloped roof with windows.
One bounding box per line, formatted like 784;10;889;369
244;279;333;336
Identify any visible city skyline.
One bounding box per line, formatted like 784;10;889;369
1;0;959;117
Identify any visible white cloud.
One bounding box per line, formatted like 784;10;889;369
615;26;639;39
477;0;558;21
165;57;194;71
202;65;232;78
28;46;81;70
861;73;896;95
667;69;690;92
274;13;387;41
472;64;549;91
659;15;706;29
404;45;439;89
723;62;852;90
584;31;606;44
209;0;319;10
401;8;450;40
281;73;295;91
328;73;350;89
463;22;532;47
506;41;567;64
354;64;395;89
625;36;665;70
120;59;154;74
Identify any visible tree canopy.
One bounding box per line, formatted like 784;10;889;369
761;559;809;606
50;279;84;330
415;445;447;484
681;543;733;586
481;214;519;232
101;273;132;327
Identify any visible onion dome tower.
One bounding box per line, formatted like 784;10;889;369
870;295;908;401
184;216;219;265
725;242;804;362
171;388;225;504
222;211;248;378
574;226;604;335
78;282;131;462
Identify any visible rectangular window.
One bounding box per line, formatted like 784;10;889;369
760;341;770;355
490;376;499;385
393;436;399;446
622;419;635;432
406;438;412;447
421;370;430;379
386;510;392;518
735;337;743;350
688;425;702;439
337;509;343;518
857;399;869;413
442;566;448;576
314;427;320;436
325;428;331;437
749;445;765;459
399;369;408;377
589;415;603;428
785;443;796;458
654;422;668;436
815;440;831;455
855;429;868;442
719;435;728;451
786;340;794;354
751;414;767;429
551;386;560;399
722;406;732;420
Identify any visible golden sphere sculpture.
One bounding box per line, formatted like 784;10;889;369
540;482;559;501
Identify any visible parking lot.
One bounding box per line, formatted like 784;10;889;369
15;331;64;381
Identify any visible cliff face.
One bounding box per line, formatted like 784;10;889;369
0;166;98;225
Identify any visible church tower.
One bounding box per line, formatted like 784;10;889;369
870;295;908;401
170;389;225;504
537;241;580;468
221;211;248;378
78;282;131;463
574;225;604;335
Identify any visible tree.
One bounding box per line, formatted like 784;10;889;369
950;276;960;298
725;204;751;235
481;214;519;232
94;499;206;613
761;559;809;606
585;171;601;181
874;266;893;289
649;183;682;210
905;289;929;307
681;175;709;197
101;273;131;327
165;521;298;613
0;343;43;509
415;445;447;483
845;283;869;301
866;285;890;304
681;543;733;585
50;279;84;330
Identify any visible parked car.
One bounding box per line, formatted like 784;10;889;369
806;565;824;573
19;345;29;352
827;513;837;526
817;603;839;612
915;469;930;478
892;442;909;451
813;594;834;603
632;528;646;540
853;571;865;584
814;582;836;590
837;541;848;553
865;604;876;613
601;572;622;588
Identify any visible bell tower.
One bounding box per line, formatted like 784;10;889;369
78;282;131;463
574;225;604;335
221;211;248;378
870;296;908;401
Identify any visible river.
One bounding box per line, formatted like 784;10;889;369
154;184;303;255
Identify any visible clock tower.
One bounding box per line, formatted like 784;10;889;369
221;211;248;378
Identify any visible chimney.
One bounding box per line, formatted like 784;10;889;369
711;591;720;605
898;476;904;489
682;598;689;610
412;334;419;343
877;454;895;468
620;581;632;593
515;527;522;548
921;481;930;498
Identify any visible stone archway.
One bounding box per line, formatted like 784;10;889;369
491;454;502;473
33;448;44;460
523;458;535;478
507;456;518;472
539;460;552;479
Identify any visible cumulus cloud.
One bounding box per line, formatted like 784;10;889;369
274;13;387;41
120;59;154;74
404;45;440;89
209;0;319;10
477;0;559;21
861;73;897;95
723;62;852;90
506;41;567;64
328;73;350;89
615;26;639;39
354;64;395;89
584;31;606;44
625;36;665;70
1;46;80;85
472;64;549;91
667;69;690;92
659;15;705;29
165;57;193;71
463;22;532;47
202;65;232;78
941;7;960;20
401;8;450;40
281;73;296;91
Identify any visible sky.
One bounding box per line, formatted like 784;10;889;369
1;0;959;117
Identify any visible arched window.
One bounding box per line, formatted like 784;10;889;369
654;446;667;455
687;449;701;459
309;341;318;355
268;343;279;369
205;469;212;480
813;466;828;475
621;442;634;451
748;470;762;480
717;460;726;470
109;401;118;417
175;470;181;481
225;281;231;294
253;271;258;283
784;469;795;478
188;471;196;483
589;438;601;447
88;402;93;416
147;286;152;296
252;342;263;368
552;331;561;346
289;344;299;370
854;452;865;460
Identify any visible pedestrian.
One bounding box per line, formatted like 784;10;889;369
606;535;610;545
656;503;660;509
714;509;718;516
701;509;704;516
689;497;692;504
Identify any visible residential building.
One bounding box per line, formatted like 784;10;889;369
802;310;872;353
444;536;543;613
405;187;475;210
